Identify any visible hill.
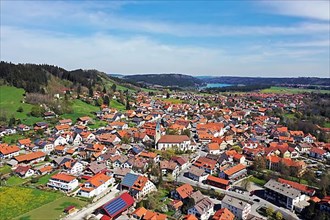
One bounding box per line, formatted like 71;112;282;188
0;61;140;94
198;76;330;87
124;73;204;88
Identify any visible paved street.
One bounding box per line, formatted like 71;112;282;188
63;184;120;220
177;165;299;220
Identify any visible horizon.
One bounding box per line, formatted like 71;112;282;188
1;1;329;77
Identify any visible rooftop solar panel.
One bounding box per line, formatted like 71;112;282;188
102;193;134;217
121;173;139;187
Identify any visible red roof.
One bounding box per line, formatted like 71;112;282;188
207;175;230;185
278;178;315;195
158;135;189;143
102;192;134;218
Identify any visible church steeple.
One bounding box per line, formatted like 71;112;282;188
155;119;161;144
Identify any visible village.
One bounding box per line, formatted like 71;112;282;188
1;90;330;220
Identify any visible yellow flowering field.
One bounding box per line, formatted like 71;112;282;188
0;186;62;220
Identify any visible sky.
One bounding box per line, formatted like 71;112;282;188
1;0;329;77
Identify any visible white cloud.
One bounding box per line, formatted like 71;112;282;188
1;26;329;77
261;1;330;21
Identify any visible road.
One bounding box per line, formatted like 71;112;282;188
62;184;120;220
177;163;299;220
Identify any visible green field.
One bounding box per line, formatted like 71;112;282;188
6;176;30;186
36;170;60;185
284;113;296;119
0;86;41;125
15;196;87;220
61;99;99;121
110;100;125;111
160;98;183;104
0;187;63;220
324;122;330;128
2;133;26;144
261;86;330;94
0;165;12;175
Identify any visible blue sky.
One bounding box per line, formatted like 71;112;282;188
1;1;329;77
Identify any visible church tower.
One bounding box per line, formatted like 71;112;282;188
155;119;161;145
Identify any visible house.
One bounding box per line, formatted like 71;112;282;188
37;165;53;175
157;135;191;151
183;215;198;220
0;144;20;159
132;207;167;220
77;116;91;126
187;166;207;182
264;179;308;212
171;183;194;200
309;148;326;160
207;143;221;155
17;124;31;132
59;119;72;125
171;156;189;170
17;138;32;148
221;195;251;220
219;164;247;181
14;165;34;178
139;151;160;163
206;175;230;190
160;160;180;178
14;151;45;164
120;173;157;200
101;192;135;219
193;157;217;174
85;161;107;175
211;208;235;220
188;197;214;220
62;160;84;175
47;173;79;192
78;173;114;198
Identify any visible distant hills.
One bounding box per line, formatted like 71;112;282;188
197;76;330;86
123;73;204;88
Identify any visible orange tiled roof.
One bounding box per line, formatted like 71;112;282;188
131;175;148;191
176;183;194;199
15;151;45;162
0;144;20;155
224;164;246;176
207;175;229;185
18;138;32;145
208;143;220;151
87;173;111;187
51;173;76;182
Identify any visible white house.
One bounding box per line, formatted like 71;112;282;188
0;144;20;159
47;173;79;192
121;173;157;200
78;173;114;198
157;135;191;151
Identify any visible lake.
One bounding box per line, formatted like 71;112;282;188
200;83;233;89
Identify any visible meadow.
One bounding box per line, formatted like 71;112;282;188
261;86;330;94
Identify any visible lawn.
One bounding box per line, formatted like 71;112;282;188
324;122;330;128
61;99;99;121
249;176;266;186
36;170;60;185
0;186;63;220
261;86;330;94
284;113;296;119
0;86;41;125
2;133;26;144
160;98;183;104
110;100;126;111
89;120;108;129
6;176;29;186
15;196;87;220
0;165;12;174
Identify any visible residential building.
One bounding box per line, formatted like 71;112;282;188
78;173;114;198
221;195;251;220
47;173;79;192
188;197;214;220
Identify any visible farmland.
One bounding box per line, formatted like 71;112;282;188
261;86;330;94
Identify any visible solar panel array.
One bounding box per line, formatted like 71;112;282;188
103;197;126;216
121;173;139;187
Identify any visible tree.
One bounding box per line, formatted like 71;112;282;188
77;84;82;94
88;87;94;97
182;197;195;214
303;170;316;186
266;206;274;218
102;86;107;94
279;162;290;178
30;105;45;117
8;116;16;127
17;106;23;113
103;95;110;106
253;156;266;172
275;211;283;220
126;97;131;110
96;97;103;106
111;83;117;92
182;129;191;137
241;178;251;191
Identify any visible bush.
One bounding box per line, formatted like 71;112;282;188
31;177;39;183
17;106;24;113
